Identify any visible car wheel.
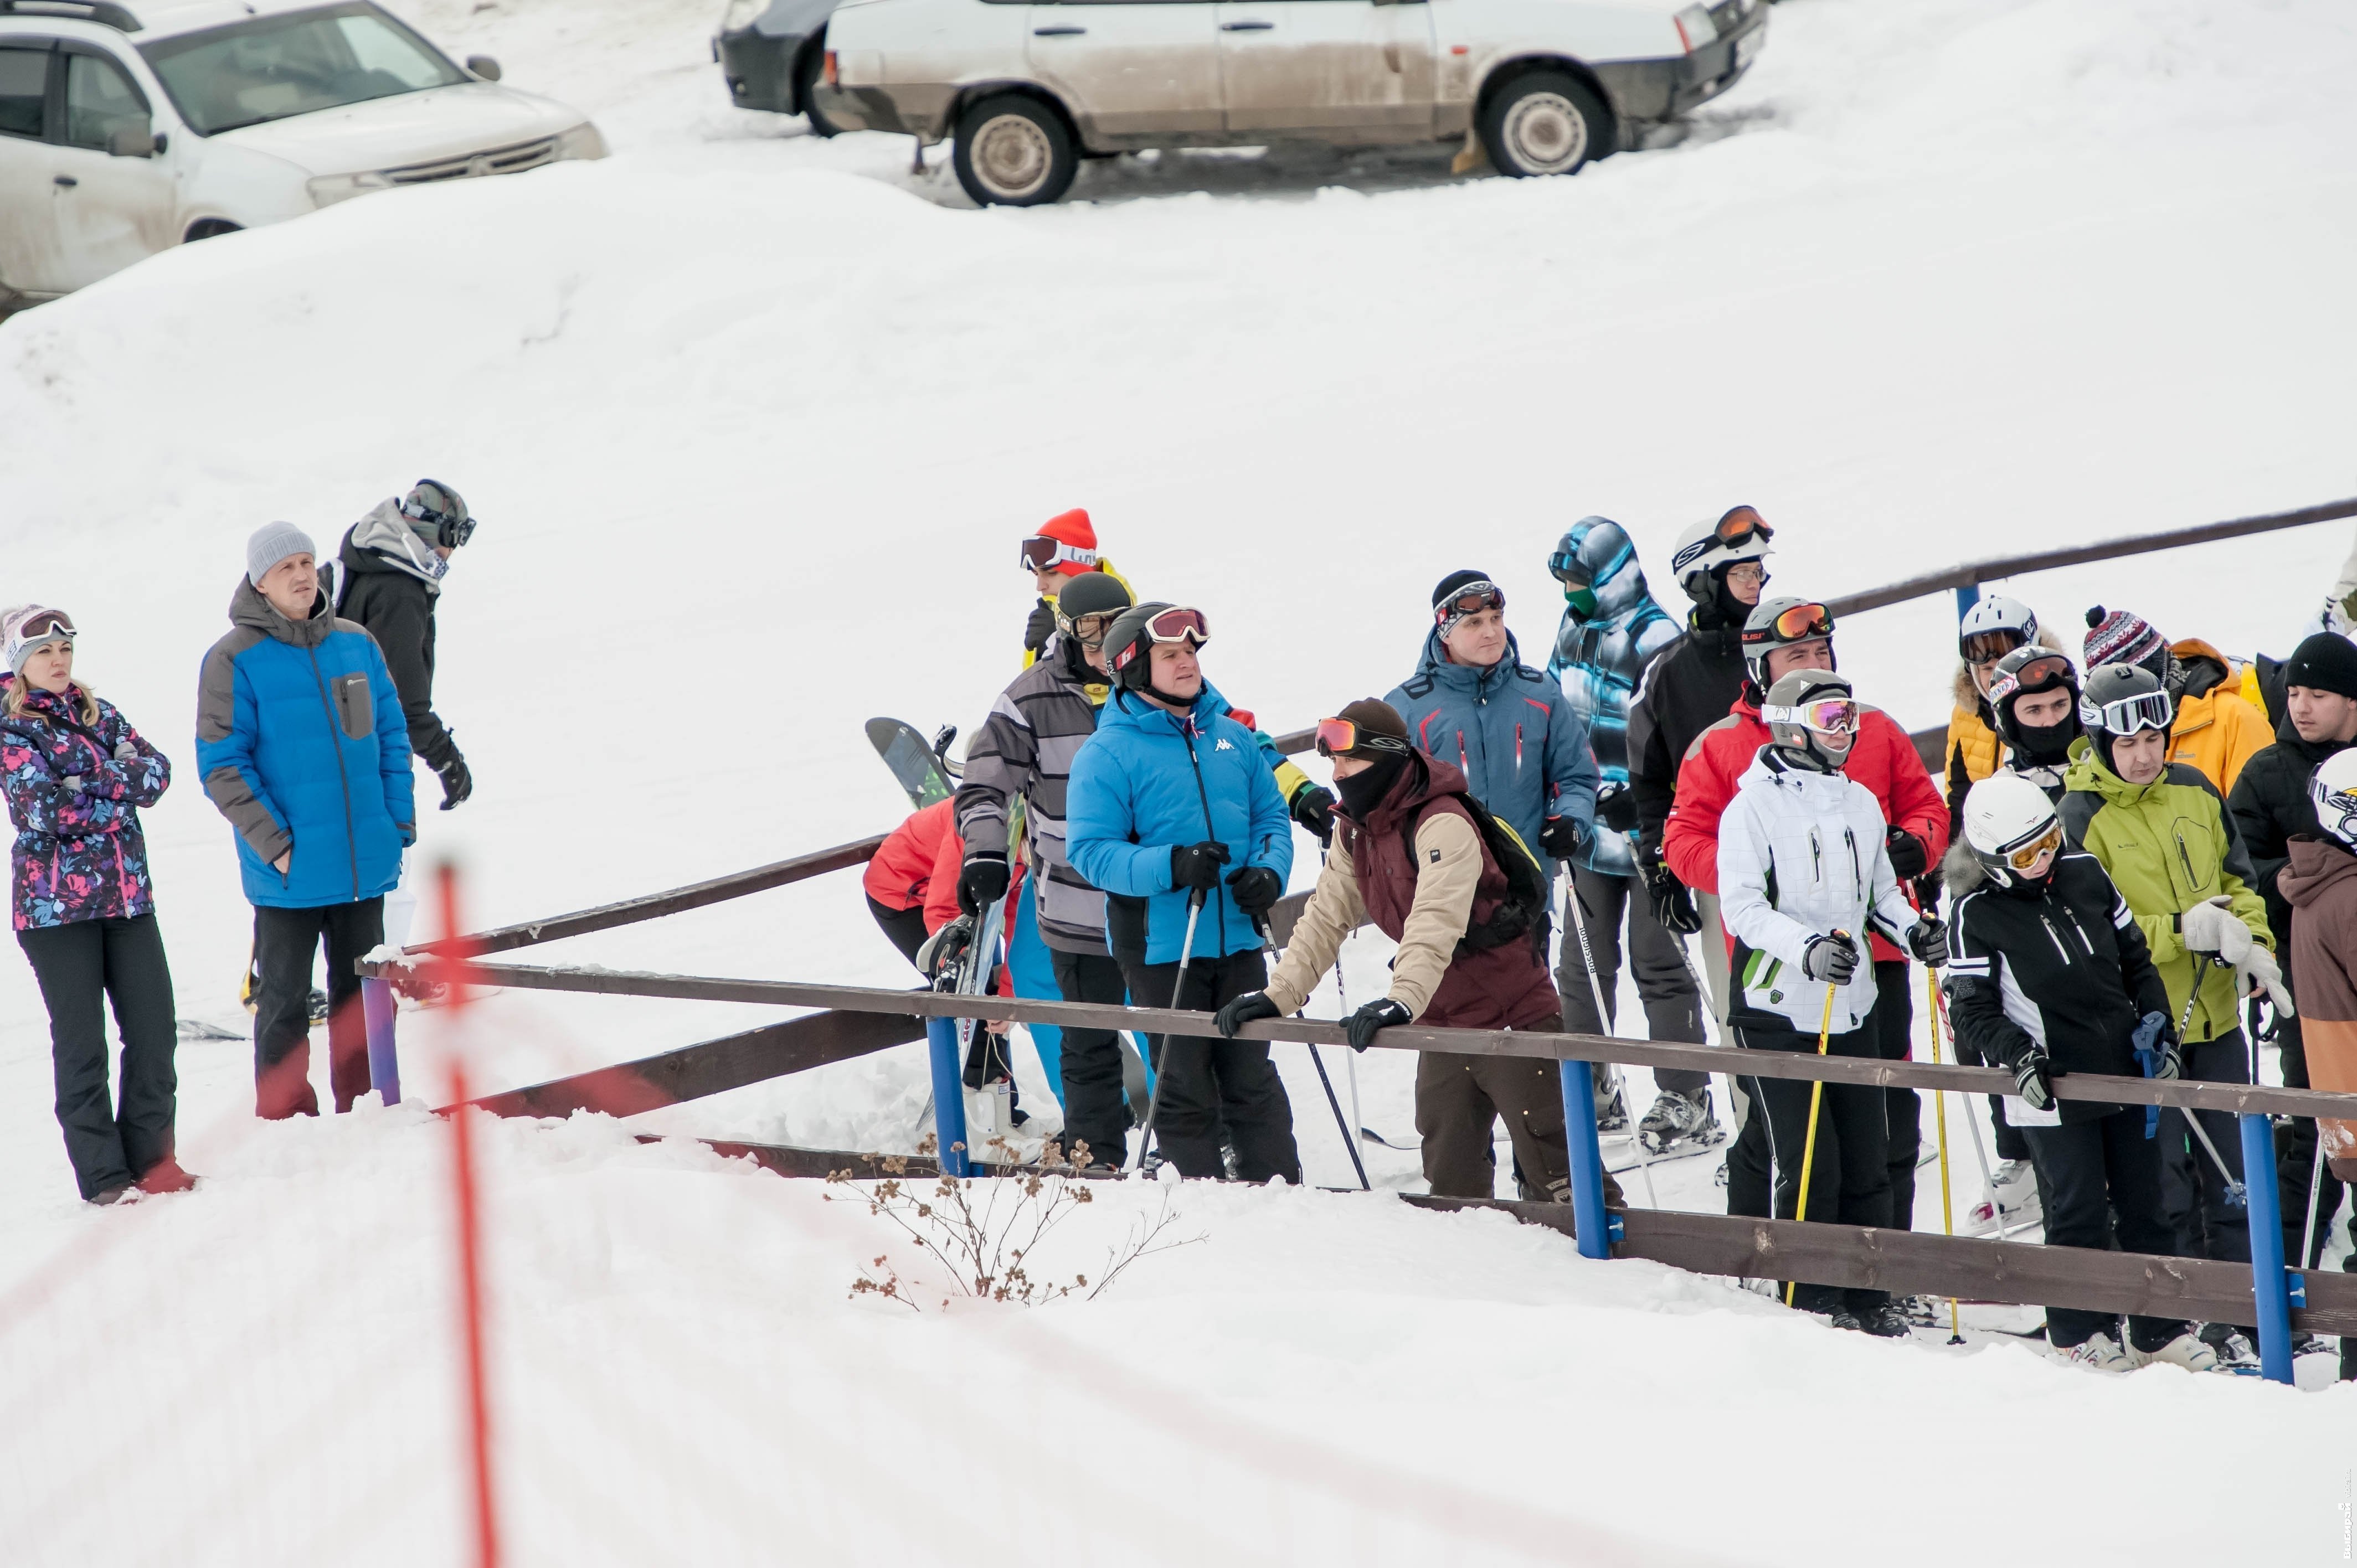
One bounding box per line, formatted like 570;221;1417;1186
796;44;841;138
952;94;1075;208
184;219;243;242
1479;71;1609;179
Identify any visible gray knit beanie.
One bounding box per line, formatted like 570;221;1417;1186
246;520;316;587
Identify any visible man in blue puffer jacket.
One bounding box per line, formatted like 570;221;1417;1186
198;523;414;1119
1067;602;1299;1182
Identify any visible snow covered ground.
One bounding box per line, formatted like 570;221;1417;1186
3;0;2356;1559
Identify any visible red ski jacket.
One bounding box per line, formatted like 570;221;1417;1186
863;798;966;935
1663;694;1948;964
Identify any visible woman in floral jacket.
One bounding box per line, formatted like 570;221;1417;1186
1;605;190;1203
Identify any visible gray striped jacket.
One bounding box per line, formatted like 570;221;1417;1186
956;640;1114;954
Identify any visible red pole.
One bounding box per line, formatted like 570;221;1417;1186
438;863;500;1568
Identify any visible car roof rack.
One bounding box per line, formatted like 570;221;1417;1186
0;0;143;32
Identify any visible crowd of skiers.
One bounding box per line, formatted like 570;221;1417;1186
4;484;478;1203
866;504;2357;1373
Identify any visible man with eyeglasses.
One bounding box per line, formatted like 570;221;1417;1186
1661;597;1949;1224
2061;661;2290;1363
1545;519;1718;1154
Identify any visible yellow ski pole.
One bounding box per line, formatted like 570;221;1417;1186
1926;966;1960;1344
1784;934;1846;1308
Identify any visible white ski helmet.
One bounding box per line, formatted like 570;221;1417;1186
1669;505;1774;606
1959;595;2038;667
2309;747;2357;852
1761;668;1856;768
1963;772;2065;888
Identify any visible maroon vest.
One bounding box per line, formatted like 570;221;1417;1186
1337;755;1562;1034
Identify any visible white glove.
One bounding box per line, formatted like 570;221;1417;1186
2237;945;2297;1018
2180;896;2252;964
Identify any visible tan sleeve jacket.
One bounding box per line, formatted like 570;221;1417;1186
1263;812;1485;1020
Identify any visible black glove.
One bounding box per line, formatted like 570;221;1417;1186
1226;864;1284;915
1344;997;1412;1051
1596;782;1639;835
1884;826;1928;880
1213;991;1282;1039
1906;917;1947;967
1022;597;1057;656
1290;785;1336;846
436;749;472;811
1540;816;1585;861
2014;1054;2055;1113
957;852;1010;917
1800;932;1859;984
1170;840;1231;893
1641;860;1701;936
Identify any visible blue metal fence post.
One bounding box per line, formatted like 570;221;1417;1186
2239;1112;2294;1384
1954;584;1981;622
1560;1061;1614;1259
361;976;400;1106
927;1016;971;1178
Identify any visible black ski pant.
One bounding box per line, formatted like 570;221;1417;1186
1738;1021;1891;1314
1050;946;1133;1169
1557;866;1710;1094
1725;1088;1774;1220
2022;1108;2189;1352
1946;1013;2031;1162
18;914;178;1200
1119;949;1299;1184
2158;1032;2252;1275
868;895;930;971
254;898;383;1120
1864;960;1919;1231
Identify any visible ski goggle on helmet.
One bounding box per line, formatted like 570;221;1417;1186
1314;717;1411;760
399;481;475;549
1759;694;1858;736
2310;748;2357;851
1958;596;2037;667
1108;605;1208;678
2080;684;2173;737
1985;652;2075;710
1020;535;1098;575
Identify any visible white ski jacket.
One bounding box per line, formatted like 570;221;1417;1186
1719;746;1920;1036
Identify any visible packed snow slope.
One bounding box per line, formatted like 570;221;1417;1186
3;0;2356;1560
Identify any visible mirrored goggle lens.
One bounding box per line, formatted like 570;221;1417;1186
1770;602;1834;642
1988;654;2074;706
1962;628;2028;664
1145;606;1208;644
2005;822;2065;871
1314;718;1358;757
1715;504;1772;545
2090;690;2173;735
1440;583;1505;619
1020;537;1059;572
15;611;74;643
1802;699;1857;733
1548;550;1593;587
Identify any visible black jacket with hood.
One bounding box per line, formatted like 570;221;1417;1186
1943;847;2173;1126
2226;719;2343;958
1625;602;1746;870
334;499;457;771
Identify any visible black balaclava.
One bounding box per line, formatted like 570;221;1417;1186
1336;752;1411;819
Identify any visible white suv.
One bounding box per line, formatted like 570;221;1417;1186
815;0;1763;206
0;0;604;307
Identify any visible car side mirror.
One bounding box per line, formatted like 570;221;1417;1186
106;120;156;158
465;54;502;81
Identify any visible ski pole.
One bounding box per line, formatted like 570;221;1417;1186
2170;955;2248;1210
1784;940;1845;1309
1929;978;2019;1240
1307;1039;1370;1189
2301;1132;2327;1270
1563;869;1656;1209
1924;966;1960;1344
1124;888;1206;1176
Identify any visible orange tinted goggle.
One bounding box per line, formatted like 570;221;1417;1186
1713;504;1773;546
1314;718;1409;759
1747;601;1834;645
2005;822;2065;871
1987;653;2074;707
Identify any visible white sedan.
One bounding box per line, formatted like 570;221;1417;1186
815;0;1763;205
0;0;604;307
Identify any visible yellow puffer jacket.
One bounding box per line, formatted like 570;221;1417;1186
1942;627;2067;827
2165;638;2272;797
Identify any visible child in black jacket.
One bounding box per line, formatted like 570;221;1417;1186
1945;773;2216;1371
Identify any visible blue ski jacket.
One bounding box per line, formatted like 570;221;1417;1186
1386;630;1599;863
197;579;415;909
1067;681;1293;965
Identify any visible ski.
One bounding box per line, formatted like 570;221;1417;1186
866;716;957;809
1605;1138;1723;1175
177;1018;243;1042
1360;1126;1421;1151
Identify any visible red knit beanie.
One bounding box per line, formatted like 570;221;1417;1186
1033;509;1099;576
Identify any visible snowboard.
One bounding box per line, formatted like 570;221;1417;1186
867;716;958;810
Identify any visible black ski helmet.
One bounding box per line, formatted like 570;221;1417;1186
1741;596;1836;689
1105;601;1209;697
2078;661;2174;777
1054;571;1133;643
1988;645;2082;755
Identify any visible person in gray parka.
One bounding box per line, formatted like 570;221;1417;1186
1546;519;1721;1153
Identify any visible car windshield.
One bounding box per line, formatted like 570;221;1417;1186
138;2;467;136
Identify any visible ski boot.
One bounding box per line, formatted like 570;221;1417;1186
2130;1332;2222;1373
1639;1088;1727;1156
2197;1322;2258;1370
1595;1082;1629;1136
1830;1300;1911;1338
1964;1158;2042;1235
2057;1333;2131;1371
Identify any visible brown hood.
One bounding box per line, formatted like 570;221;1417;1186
1950;623;2066;709
2281;837;2357;911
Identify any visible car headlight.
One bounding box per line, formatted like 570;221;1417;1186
1674;3;1717;51
719;0;766;32
306;170;393;207
553;122;609;161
